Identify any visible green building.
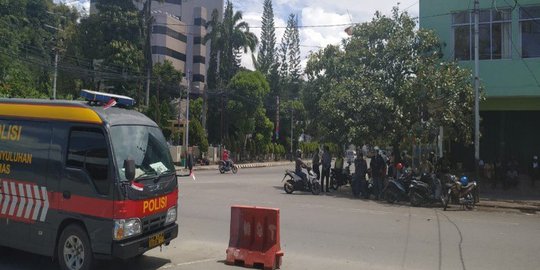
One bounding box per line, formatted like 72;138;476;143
420;0;540;167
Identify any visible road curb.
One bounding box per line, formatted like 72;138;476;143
176;160;296;172
477;201;540;212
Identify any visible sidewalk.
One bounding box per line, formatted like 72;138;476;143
476;177;540;212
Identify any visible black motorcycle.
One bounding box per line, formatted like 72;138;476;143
218;160;238;174
383;170;415;203
282;168;321;195
330;164;352;190
409;174;443;207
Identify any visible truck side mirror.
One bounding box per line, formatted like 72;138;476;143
124;159;135;181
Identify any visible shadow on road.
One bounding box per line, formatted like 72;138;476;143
0;246;171;270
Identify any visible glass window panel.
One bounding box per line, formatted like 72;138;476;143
478;24;491;59
522;20;540;58
454;25;471;60
480;10;491;22
453;11;470;24
493;9;512;21
521;6;540;20
492;23;503;59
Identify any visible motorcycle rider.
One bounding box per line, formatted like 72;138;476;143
222;147;232;169
295;149;309;188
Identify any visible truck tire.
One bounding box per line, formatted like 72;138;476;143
57;224;93;270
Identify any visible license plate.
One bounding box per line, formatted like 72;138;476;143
148;232;165;249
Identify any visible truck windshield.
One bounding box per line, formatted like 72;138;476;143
110;126;175;181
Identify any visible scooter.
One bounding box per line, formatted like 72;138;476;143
442;176;478;211
282;167;321;195
383;169;415;203
409;173;443;207
330;163;352;190
218;160;238;174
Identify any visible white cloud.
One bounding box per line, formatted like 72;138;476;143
231;0;419;71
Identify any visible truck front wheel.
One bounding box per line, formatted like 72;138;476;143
57;224;93;270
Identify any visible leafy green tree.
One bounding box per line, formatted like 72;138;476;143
204;1;258;85
226;71;271;152
0;0;79;98
152;60;182;102
77;0;145;99
204;2;258;146
305;7;475;156
279;14;301;84
189;119;209;153
256;0;277;76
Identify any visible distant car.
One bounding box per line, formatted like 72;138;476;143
346;149;356;164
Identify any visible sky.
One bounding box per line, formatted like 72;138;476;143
54;0;420;70
232;0;419;69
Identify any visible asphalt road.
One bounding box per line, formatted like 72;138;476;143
1;165;539;270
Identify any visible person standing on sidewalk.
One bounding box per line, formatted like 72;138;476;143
186;147;194;174
530;156;539;187
321;146;332;193
353;152;368;198
370;147;386;200
312;149;321;180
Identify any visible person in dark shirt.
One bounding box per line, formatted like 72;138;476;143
370;148;386;200
312;149;320;180
321;146;332;192
353;152;368;198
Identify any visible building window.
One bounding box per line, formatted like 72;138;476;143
194;18;207;26
164;0;182;4
152;46;186;62
193;55;206;64
153;25;187;42
520;6;540;58
452;9;512;60
194;36;202;45
192;74;205;83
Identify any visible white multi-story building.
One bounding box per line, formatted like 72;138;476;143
91;0;224;94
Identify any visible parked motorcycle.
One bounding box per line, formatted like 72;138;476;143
330;163;352;190
409;173;443;207
383;169;415;203
218;160;238;174
282;168;321;195
442;176;478;211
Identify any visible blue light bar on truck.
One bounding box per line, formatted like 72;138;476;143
80;89;135;107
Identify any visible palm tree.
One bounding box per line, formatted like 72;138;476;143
204;0;258;85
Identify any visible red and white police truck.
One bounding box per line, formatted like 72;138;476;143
0;90;179;270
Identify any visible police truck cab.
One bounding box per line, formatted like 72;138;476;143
0;90;179;270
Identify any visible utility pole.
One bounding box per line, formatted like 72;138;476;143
275;96;280;141
44;23;63;99
184;70;191;152
290;103;294;157
145;0;153;107
52;49;58;100
474;0;480;178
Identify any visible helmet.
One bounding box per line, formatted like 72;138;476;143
296;149;302;158
396;163;403;170
460;176;469;186
534;156;538;160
